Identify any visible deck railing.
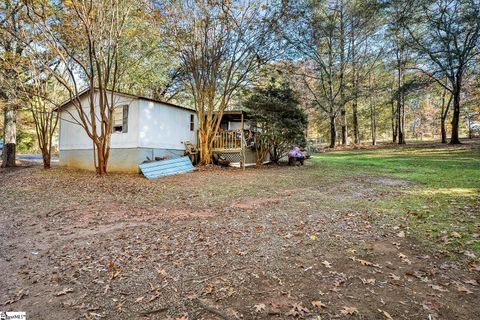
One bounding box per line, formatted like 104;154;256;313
212;129;243;151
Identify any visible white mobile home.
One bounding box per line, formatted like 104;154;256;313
58;89;198;172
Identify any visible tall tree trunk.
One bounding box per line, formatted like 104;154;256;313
1;105;16;168
329;115;336;148
397;96;405;144
198;128;213;164
440;118;447;144
391;98;397;143
96;144;107;175
396;64;405;145
369;76;376;146
352;101;359;144
341;109;347;145
351;27;359;144
41;146;51;169
400;93;406;144
371;104;376;146
450;81;461;144
339;1;348;145
439;88;451;144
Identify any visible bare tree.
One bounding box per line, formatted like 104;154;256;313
167;0;280;164
19;65;62;169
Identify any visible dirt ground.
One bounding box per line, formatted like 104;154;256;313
0;159;479;319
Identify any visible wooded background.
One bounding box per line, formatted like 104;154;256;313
1;0;479;172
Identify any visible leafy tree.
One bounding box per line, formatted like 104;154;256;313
26;0;152;174
0;0;30;167
244;80;307;164
20;69;63;169
166;0;281;164
400;0;480;144
282;0;349;148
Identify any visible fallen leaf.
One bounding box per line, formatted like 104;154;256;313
468;260;480;272
269;302;282;315
254;303;266;312
89;312;103;318
203;283;214;295
286;303;309;317
55;288;74;296
396;231;405;238
450;231;462;238
322;260;332;268
108;260;117;272
430;284;448;292
398;253;412;265
311;300;326;309
464;279;478;286
360;278;376;285
456;285;473;294
378;309;394;319
135;296;144;303
340;306;358;316
389;273;401;281
351;257;381;268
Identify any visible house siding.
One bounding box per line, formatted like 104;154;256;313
59;92;140;150
59;148;140;173
138;100;197;150
58;90;198;173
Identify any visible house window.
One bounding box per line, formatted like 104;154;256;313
112;105;129;133
190;114;195;131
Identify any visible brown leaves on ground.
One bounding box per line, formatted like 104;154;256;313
350;257;381;268
455;283;474;294
254;303;266;312
55;287;74;296
429;284;448;292
1;161;480;319
468;260;480;272
464;279;478;286
341;306;358;316
311;300;327;309
203;283;214;295
322;260;332;268
398;253;412;264
378;309;394;319
286;303;309;317
360;278;376;285
389;273;401;281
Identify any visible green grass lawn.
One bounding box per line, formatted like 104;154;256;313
312;145;480;255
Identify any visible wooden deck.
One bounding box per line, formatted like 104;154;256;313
212;129;243;151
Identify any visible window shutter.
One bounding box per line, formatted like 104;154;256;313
122;105;129;133
111;108;115;133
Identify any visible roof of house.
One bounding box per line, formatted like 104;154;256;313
56;87;195;113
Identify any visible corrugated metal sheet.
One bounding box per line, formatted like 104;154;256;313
139;156;195;179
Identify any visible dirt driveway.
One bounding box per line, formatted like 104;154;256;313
0;162;479;319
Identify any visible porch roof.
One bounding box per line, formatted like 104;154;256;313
218;110;249;122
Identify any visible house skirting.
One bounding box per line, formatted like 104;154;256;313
213;149;269;167
59;148;184;173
